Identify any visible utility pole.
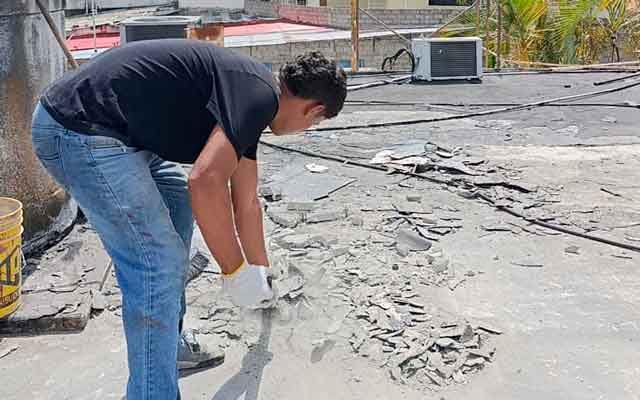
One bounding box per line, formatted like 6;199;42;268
351;0;359;72
484;0;490;67
475;0;481;36
91;0;97;53
496;0;502;70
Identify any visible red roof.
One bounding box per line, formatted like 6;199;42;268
67;33;120;51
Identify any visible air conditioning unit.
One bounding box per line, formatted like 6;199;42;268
411;37;483;81
120;16;202;44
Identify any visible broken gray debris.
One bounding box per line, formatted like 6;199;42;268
480;222;512;232
431;257;449;273
428;226;453;236
90;290;107;312
350;327;368;352
416;226;440;242
259;185;282;202
278;275;305;299
624;231;640;242
266;209;300;228
275;234;324;250
186;251;210;284
473;321;504;335
272;165;357;201
435;338;455;348
396;245;410;257
311;338;335;363
433;160;482;176
565;245;580;255
387;142;428;159
305;163;329;173
396;229;432;251
448;278;466;291
0;345;19;360
350;215;364;226
511;261;543;268
286;201;317;212
468;346;496;360
306;208;348;224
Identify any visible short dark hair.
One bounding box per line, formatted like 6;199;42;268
279;52;347;119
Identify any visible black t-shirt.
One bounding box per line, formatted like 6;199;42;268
41;39;279;163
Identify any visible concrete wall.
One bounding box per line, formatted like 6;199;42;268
230;33;418;71
245;1;462;28
245;0;280;17
329;0;426;7
180;0;245;9
65;0;170;10
0;0;75;246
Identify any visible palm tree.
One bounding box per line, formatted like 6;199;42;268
552;0;640;63
441;0;548;62
441;0;640;64
502;0;549;61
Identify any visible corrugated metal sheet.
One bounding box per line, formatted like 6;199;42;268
430;41;477;78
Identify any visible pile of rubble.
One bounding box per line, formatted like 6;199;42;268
346;285;500;389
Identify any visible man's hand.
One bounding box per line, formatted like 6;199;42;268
222;262;275;309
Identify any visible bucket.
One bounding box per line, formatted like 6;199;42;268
0;198;23;319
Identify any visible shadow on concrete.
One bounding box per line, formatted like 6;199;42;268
210;309;274;400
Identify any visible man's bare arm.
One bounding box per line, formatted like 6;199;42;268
189;125;244;274
231;158;269;266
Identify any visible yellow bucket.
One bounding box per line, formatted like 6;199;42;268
0;198;23;319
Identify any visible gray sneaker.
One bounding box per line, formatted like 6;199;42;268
178;329;225;370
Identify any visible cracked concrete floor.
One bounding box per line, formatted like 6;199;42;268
1;73;639;400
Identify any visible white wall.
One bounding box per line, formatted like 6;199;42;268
179;0;244;9
65;0;171;10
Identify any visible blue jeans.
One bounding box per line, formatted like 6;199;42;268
31;103;192;400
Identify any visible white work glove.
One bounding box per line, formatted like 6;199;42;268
222;262;276;309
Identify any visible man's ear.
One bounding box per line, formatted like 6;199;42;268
306;103;326;120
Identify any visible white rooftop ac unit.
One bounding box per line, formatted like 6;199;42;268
411;37;483;81
120;16;202;44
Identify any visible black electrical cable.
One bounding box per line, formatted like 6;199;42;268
485;69;640;76
381;48;416;73
312;78;640;132
593;71;640;86
259;140;640;254
346;75;412;92
345;99;640;109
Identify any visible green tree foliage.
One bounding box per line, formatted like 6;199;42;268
441;0;640;64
